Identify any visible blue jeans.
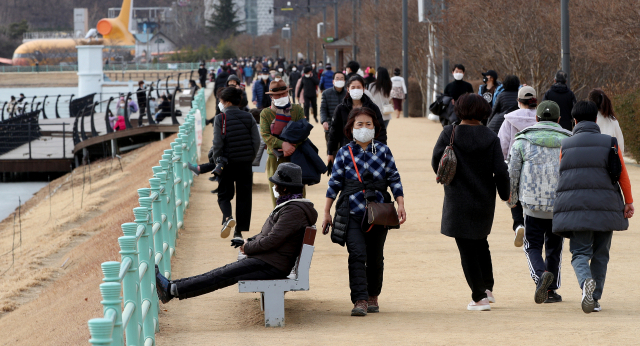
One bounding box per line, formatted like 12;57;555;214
569;231;613;300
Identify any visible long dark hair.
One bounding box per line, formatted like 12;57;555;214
588;88;615;119
373;67;392;98
502;75;520;92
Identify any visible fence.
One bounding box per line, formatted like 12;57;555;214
86;88;205;346
0;111;42;156
1;62;221;74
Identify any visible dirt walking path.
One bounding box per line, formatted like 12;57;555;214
156;95;640;345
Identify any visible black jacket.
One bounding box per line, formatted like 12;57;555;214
136;87;147;110
211;106;261;163
198;67;207;80
297;75;319;100
289;71;302;92
320;87;347;131
279;119;327;186
327;94;388;154
487;90;519;133
226;75;249;110
553;121;628;237
543;83;577;131
444;80;474;101
214;71;230;93
432;124;509;239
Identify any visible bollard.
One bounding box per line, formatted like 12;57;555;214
118;233;142;346
99;282;124;345
133;207;156;346
88;318;114;346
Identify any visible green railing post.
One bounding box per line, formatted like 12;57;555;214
99;282;123;346
167;146;184;230
152;169;172;277
118;232;142;346
137;192;159;334
159;159;176;254
178;132;192;208
88;318;114;346
133;207;156;346
149;177;169;279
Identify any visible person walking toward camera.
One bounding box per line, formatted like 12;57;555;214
322;107;406;317
588;88;624;154
507;100;572;304
432;93;510;311
210;87;261;240
553;101;634;314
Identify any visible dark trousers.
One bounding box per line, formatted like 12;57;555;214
217;161;253;233
523;215;564;290
345;215;388;303
173;258;287;299
303;96;317;121
290;90;296;104
511;202;525;231
455;237;494;302
199;162;216;173
200;77;207;88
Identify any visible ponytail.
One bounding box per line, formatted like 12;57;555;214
588;88;615;119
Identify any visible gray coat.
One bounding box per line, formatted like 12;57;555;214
552;121;628;237
432;125;510;239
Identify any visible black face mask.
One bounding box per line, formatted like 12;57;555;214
483;77;488;83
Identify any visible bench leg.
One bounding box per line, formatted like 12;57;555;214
262;290;285;327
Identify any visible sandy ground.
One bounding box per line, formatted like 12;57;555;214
0;85;639;345
154;93;640;345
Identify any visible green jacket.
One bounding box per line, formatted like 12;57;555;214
259;104;305;156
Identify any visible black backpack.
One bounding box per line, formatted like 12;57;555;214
608;137;622;185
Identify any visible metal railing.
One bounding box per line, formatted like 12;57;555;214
0;62;220;74
86;88;206;345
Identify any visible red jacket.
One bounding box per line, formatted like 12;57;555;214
114;116;126;131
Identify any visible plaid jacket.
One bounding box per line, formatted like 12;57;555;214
327;141;404;215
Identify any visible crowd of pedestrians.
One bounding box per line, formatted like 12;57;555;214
153;54;634;319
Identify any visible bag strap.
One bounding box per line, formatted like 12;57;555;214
221;112;227;135
349;145;374;232
449;124;457;145
611;136;619;152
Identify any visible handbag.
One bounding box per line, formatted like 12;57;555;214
348;146;400;228
382;104;394;115
436;125;457;185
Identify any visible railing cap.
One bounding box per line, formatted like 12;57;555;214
88;318;114;344
138;197;153;209
121;223;138;237
163;149;174;155
132;207;148;221
101;261;121;281
149;178;161;189
118;236;137;252
99;282;121;301
137;188;150;198
159;160;170;169
161;154;172;161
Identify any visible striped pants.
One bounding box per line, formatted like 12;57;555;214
523;215;564;290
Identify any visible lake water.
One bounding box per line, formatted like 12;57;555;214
0;182;49;221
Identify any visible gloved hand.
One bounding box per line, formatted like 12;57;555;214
230;238;244;248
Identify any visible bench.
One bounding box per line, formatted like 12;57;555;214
238;226;317;327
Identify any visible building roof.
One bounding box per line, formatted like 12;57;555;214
134;32;175;46
324;36;353;50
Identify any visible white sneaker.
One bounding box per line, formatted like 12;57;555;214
220;218;236;238
237;250;247;261
514;225;525;247
467;298;491;311
593;300;601;312
581;278;596;314
485;290;495;303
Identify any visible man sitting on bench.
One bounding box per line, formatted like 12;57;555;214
155;163;318;303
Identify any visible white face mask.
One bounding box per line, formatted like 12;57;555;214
334;80;345;88
218;101;225;112
353;127;376;143
312;64;316;68
453;72;464;81
272;96;290;107
305;73;312;78
350;89;364;100
292;67;297;71
272;185;280;199
278;68;283;72
261;75;269;80
275;78;281;82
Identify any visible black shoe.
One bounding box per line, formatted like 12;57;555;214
155;265;173;304
209;176;217;182
535;272;554;304
593;299;601;312
233;229;243;239
544;290;562;303
211;188;218;194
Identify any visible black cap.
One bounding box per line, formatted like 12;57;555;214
261;67;269;73
325;63;332;69
482;70;498;80
303;66;312;73
555;70;568;83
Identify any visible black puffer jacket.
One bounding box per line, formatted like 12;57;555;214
553;121;628;237
320;87;347;132
211;106;261;163
543;83;577;131
327;94;387;154
487;90;519;133
298;75;319;100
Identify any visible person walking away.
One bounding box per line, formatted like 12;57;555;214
288;66;301;103
431;93;510;311
553;101;634;314
252;68;272;110
487;75;520;132
345;60;361;81
318;63;334;92
322;107;406;316
542;71;576;131
390;68;408;119
198;63;208;88
368;67;393;129
588;88;624;154
364;67;376;89
243;62;254;85
327;75;388;165
136;81;147;120
210;87;261;239
155;163;317;303
259;80;307;207
507;100;572;304
497;86;538;243
298;66;320;123
478;70;503;108
320;71;347;154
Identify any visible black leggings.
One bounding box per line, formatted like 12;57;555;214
172;258;288;300
455;237;494;302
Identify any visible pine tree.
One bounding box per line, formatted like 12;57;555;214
207;0;243;40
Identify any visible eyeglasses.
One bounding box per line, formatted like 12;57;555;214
270;86;288;92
